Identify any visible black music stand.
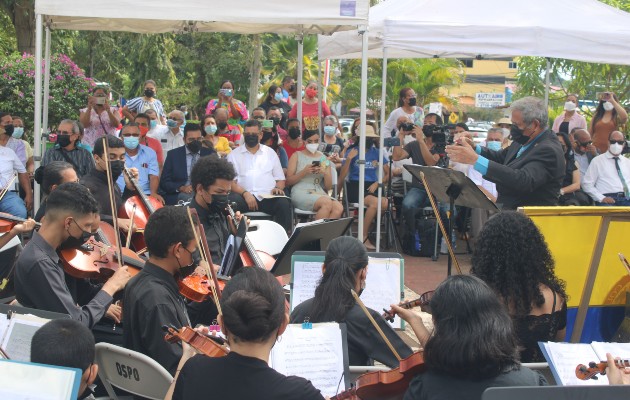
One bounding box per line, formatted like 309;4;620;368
404;165;498;276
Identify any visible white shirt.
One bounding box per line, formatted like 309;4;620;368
468;165;498;199
0;146;26;186
582;152;630;202
227;144;285;199
574;152;591;184
382;106;424;137
147;125;184;154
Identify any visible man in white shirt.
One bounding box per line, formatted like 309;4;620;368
0;145;31;218
468;128;500;240
227;119;292;232
582;131;630;206
572;129;598;184
147;109;185;155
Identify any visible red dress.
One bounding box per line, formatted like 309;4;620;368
289;100;331;131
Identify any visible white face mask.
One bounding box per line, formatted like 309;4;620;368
603;101;614;112
305;143;319;154
403;135;416;145
609;143;624;156
564;101;577;112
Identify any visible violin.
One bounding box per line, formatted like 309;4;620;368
118;167;163;252
0;212;40;233
226;204;275;272
576;359;630;380
382;291;434;323
164;325;229;358
59;221;144;280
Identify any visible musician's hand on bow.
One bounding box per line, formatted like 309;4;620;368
106;303;122;323
11;218;36;235
117;218;135;233
607;353;630;385
123;167;139;189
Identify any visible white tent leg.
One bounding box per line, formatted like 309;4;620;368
317;60;322;137
375;48;388;252
544;57;551;109
42;25;51;137
33;14;43;211
357;26;368;244
296;34;304;126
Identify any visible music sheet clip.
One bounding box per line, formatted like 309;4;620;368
302;318;312;330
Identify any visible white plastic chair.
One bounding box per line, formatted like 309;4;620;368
347;365;389;383
94;343;173;400
522;362;555;385
246;220;289;256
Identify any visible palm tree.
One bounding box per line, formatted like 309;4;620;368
263;35;319;84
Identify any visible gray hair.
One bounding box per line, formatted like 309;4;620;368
169;110;184;120
510;97;548;129
487;127;503;137
323;115;337;125
59;119;81;135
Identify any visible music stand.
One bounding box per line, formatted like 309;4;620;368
404;165;498;276
271;218;353;276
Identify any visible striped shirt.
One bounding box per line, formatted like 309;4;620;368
41;146;95;177
125;97;166;119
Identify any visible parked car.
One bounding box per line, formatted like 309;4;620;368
469;127;488;144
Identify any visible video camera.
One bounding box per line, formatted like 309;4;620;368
399;122;415;132
422;124;455;151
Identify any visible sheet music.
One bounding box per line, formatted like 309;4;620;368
291;261;324;307
543;342;609;385
1;315;48;362
591;341;630;361
270;323;345;398
0;359;79;399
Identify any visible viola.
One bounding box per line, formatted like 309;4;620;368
382;291;434;323
0;212;41;233
58;221;144;280
164;326;229;358
576;359;630;380
226;204;275;272
118;168;163;252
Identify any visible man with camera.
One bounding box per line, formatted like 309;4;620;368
392;114;440;251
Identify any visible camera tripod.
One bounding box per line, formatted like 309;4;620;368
369;157;403;252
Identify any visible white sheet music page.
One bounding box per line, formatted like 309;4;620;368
291;261;324;309
1;314;49;362
270;323;345;398
0;359;78;399
543;342;609;385
591;341;630;361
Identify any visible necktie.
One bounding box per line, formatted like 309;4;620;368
614;157;630;198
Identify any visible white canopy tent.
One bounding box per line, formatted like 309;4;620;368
32;0;371;224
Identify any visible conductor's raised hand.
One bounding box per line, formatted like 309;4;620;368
446;138;478;165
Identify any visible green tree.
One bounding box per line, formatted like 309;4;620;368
0;0;34;55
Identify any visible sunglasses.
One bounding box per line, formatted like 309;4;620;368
609;140;626;145
578;141;592;147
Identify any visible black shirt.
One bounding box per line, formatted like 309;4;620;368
290;298;412;368
190;198;229;265
260;99;293;129
402;140;436;188
81;169;124;218
173;352;324;400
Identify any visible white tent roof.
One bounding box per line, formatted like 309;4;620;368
319;0;630;65
35;0;369;34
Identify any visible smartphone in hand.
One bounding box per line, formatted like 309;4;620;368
312;160;321;167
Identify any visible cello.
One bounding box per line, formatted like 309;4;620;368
226;204;275;271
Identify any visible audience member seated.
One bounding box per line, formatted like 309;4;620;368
282;118;305;160
0;111;28;167
134;112;165;168
267;106;288;141
286;130;343;219
259;84;291;131
214;107;242;149
402;275;547;400
322;115;345;149
572;128;598;184
583;130;630;206
41;119;94;178
0;136;32;218
471;211;567;363
10;115;34;175
227;119;292;232
261;125;288;175
147;109;185;155
79;86;120;147
160;123;215;205
33;161;78;221
201;114;231;157
556;131;591;206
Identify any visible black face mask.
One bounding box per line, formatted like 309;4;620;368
408;97;417;107
144;89;155;98
57;134;72;148
244;134;260;148
365;138;374;148
187;140;202;154
110;160;125;180
177;247;201;278
3;124;14;136
217;121;228;130
290;84;296;92
209;193;229;212
59;221;92;250
271;117;281;127
510;125;530;145
288;127;301;140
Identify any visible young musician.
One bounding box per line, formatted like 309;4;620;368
33;161;79;221
31;319;99;399
166;267;324;400
14;183;131;329
290;236;415;368
122;206;218;375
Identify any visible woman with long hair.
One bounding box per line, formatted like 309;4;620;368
259;84;292;129
381;87;424;137
201;115;231;157
290;236;415;368
471;211;568;362
590;91;628;154
168;267;325;400
402;275;546;400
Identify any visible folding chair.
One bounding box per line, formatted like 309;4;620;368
246;220;289;256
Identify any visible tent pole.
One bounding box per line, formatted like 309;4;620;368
33;14;43;212
42;25;51;136
375;47;388;251
357;26;368;244
544;57;551;109
296;33;304;127
318;60;322;138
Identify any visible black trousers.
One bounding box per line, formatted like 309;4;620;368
228;193;293;232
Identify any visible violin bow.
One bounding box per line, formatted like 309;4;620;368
102;137;124;270
618;253;630;276
125;204;137;249
351;289;402;362
0;173;17;202
419;171;462;275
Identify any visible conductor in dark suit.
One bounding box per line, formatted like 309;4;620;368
447;97;565;209
159;123;215;205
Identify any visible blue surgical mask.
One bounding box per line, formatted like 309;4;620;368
274;93;284;102
486;141;502;151
124;137;140;150
166;119;178;128
12;127;24;139
205;125;218;135
301;90;305;98
324;126;336;136
149;120;157;129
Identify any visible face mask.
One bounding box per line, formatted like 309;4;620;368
56;134;72;148
149;120;158;129
110;160;125;180
205;125;217;135
209;193;229;211
403;135;416;145
3;124;14;136
177;247;200;278
12;127;24;139
358;279;366;297
301;90;305;98
138;126;149;137
288;127;301;140
510;125;530;145
365;138;374;148
324;126;336;136
603;101;614;112
166;119;178;128
124;137;140;150
610;143;624;156
306;143;319;154
305;88;317;98
408;97;417;107
59;220;92;250
274;93;284;102
144;89;155;98
564;101;577;112
244;134;259;148
486;141;502;151
187;140;202;154
217;121;228;130
290;84;296;92
271;117;281;127
501;128;510;139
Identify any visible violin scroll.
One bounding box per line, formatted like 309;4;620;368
382;290;434;323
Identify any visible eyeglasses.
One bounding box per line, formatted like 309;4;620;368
610;140;626;145
252;116;265;120
122;133;140;138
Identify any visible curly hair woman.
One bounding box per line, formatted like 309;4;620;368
471;211;567;362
